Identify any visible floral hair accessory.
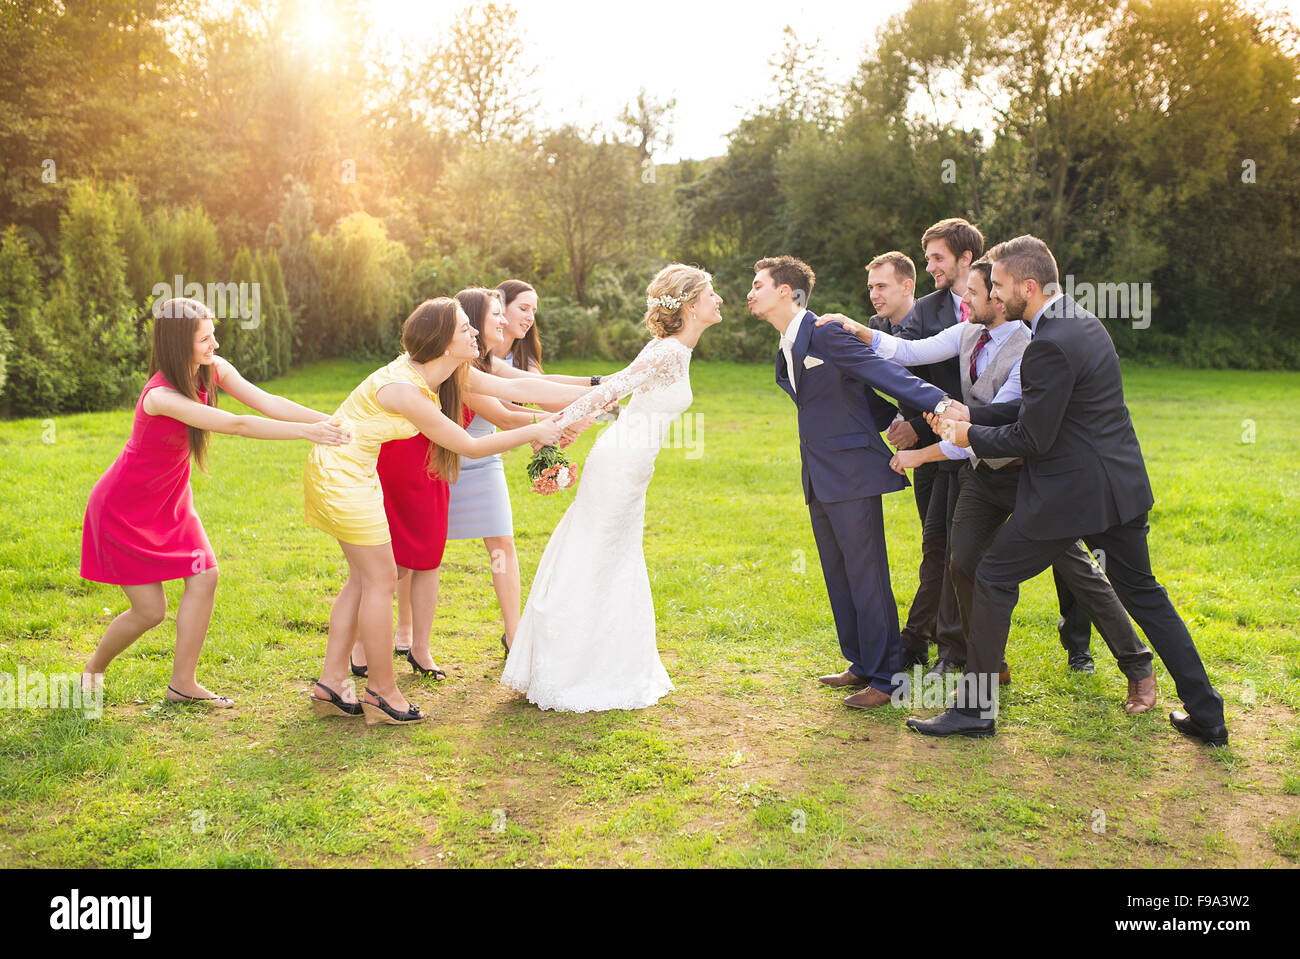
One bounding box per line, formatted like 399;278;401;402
646;294;683;311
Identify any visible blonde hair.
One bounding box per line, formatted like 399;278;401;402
643;264;711;337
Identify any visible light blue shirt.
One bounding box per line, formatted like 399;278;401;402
869;322;1023;461
951;289;965;322
1028;293;1063;337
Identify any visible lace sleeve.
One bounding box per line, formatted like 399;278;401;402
555;339;685;429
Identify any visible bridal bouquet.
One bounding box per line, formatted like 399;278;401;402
527;444;578;495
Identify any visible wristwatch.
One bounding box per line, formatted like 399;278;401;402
590;375;602;386
934;397;952;415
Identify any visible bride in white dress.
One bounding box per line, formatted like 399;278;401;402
501;264;723;712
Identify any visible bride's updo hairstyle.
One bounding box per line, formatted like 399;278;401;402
644;264;711;337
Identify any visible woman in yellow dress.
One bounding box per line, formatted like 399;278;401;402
305;297;587;724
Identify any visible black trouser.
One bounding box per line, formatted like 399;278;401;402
1055;568;1095;663
900;462;963;659
962;508;1221;725
947;463;1154;681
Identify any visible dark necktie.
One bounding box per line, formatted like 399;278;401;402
969;329;992;384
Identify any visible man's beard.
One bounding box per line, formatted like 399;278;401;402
1000;290;1028;323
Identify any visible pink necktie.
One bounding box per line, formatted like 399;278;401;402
960;301;971;323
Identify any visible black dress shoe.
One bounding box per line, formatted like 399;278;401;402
925;658;964;680
906;708;995;738
900;638;929;669
1067;654;1096;674
1169;710;1228;747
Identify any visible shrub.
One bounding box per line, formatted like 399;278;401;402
312;213;413;357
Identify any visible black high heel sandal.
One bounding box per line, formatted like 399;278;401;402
500;632;509;655
406;650;446;681
310;681;362;718
361;688;426;725
350;657;368;678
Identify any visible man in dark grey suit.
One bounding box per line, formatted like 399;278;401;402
910;235;1227;745
871;222;976;674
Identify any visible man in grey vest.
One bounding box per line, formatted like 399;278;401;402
819;258;1156;717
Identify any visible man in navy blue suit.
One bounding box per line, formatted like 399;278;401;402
749;256;951;708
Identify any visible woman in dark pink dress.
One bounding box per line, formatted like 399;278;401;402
80;298;350;708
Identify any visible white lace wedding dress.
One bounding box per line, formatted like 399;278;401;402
501;335;693;712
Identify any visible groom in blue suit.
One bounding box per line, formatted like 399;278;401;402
750;256;952;707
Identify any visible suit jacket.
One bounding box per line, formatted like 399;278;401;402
876;288;964;453
778;310;947;504
968;296;1155;540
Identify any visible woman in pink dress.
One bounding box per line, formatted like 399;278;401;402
80;298;350;707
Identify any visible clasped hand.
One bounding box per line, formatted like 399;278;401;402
888;449;927;475
925;411;971;447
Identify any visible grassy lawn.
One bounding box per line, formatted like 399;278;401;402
1;359;1297;868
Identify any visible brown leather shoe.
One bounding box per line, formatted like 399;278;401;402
819;669;868;688
843;687;892;709
998;669;1011;686
1124;674;1157;714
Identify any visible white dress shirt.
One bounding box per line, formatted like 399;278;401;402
780;309;808;393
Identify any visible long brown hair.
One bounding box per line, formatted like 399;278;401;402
454;287;503;373
149;297;217;471
402;298;467;484
497;279;542;372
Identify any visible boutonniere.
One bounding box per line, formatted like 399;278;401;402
803;355;824;369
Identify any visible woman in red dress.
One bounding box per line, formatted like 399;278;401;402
80;298;350;707
353;289;577;680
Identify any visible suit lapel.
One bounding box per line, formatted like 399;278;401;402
937;291;955;330
775;348;795;401
791;310;813;393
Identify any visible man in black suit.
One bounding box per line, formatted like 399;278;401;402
909;235;1227;745
873;222;976;673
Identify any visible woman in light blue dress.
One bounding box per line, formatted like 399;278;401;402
448;282;606;651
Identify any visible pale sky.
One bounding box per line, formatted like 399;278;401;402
352;0;1299;162
364;0;911;160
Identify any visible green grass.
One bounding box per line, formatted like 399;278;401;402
0;359;1297;867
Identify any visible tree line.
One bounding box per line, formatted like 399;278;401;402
1;0;1296;414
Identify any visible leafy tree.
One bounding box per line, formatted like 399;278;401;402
533;127;658;305
0;227;76;414
311;213;413;355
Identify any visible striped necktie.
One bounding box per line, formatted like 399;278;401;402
969;328;992;384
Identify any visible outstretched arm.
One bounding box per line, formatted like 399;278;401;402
965;343;1072;458
487;354;601;387
212;358;334;423
816;314;963;367
378;382;561;457
553;342;680;429
464;392;536;431
888;442;955;475
870;324;963;366
144;388;350;445
932;346;1072;456
466;367;591;410
820;326;947;413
